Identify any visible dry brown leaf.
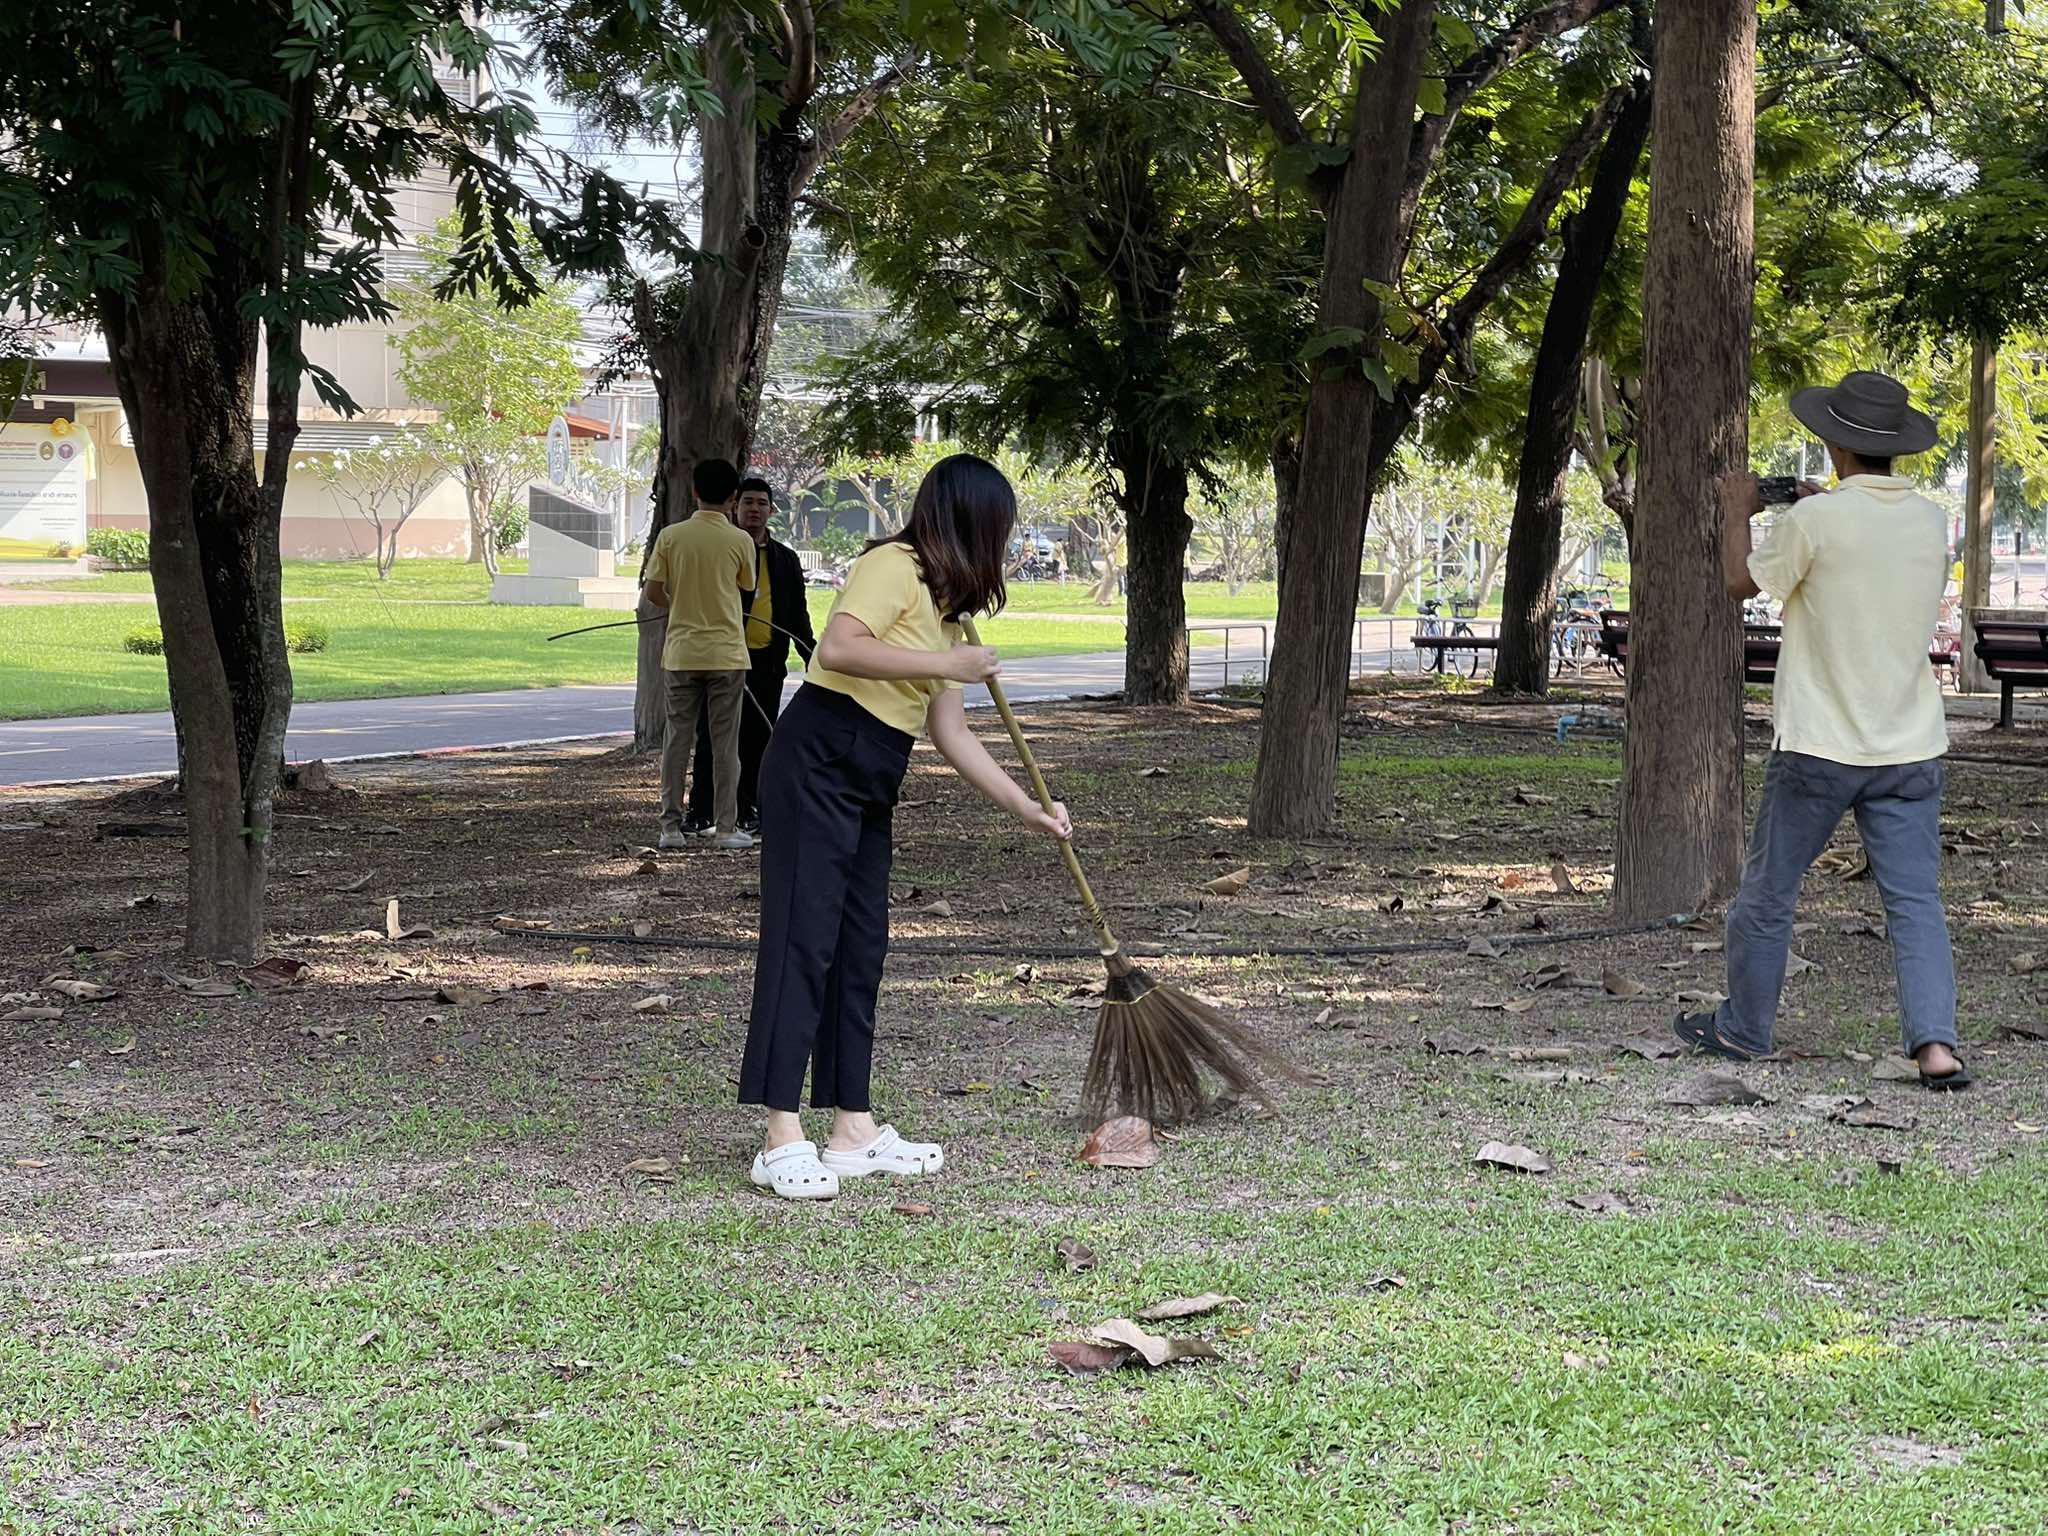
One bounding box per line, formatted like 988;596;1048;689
1424;1030;1487;1056
384;899;432;941
622;1155;674;1181
1600;969;1647;1000
634;858;660;876
1136;1293;1237;1322
1466;936;1509;959
1673;989;1729;1008
1076;1116;1161;1170
243;957;309;990
2009;951;2042;977
1474;997;1539;1015
436;983;497;1007
1509;786;1553;806
1995;1019;2048;1043
1616;1034;1684;1060
1688;940;1723;955
1086;1317;1220;1368
3;1005;62;1022
1662;1070;1770;1108
1870;1055;1922;1083
106;1036;137;1057
920;898;955;918
1053;1237;1098;1273
45;979;116;1002
1138;766;1170;778
631;994;672;1014
1830;1102;1917;1131
892;1201;935;1218
1205;867;1251;897
1784;952;1820;978
1567;1191;1627;1215
171;972;239;998
1475;1141;1552;1175
1501;1046;1571;1063
1047;1339;1132;1374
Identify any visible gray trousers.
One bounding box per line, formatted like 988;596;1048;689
661;668;745;835
1716;751;1956;1057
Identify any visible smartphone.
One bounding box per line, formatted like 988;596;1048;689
1758;476;1801;505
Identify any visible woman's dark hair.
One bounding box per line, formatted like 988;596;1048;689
692;457;741;506
871;452;1016;618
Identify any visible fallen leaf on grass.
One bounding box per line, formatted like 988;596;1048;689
1465;936;1509;959
1829;1101;1917;1131
334;872;374;893
301;1025;348;1041
1799;1094;1865;1116
1702;1109;1769;1128
492;916;552;933
631;995;672;1014
1474;1141;1552;1175
1567;1191;1627;1215
1673;989;1729;1008
2009;951;2042;976
436;984;498;1007
621;1156;675;1182
125;893;158;909
892;1201;935;1218
1995;1019;2048;1043
384;899;432;942
106;1036;136;1057
1076;1117;1161;1170
353;1328;383;1349
919;898;956;918
1870;1055;1922;1083
1424;1030;1487;1056
634;858;660;876
1524;962;1579;990
1086;1318;1220;1367
1509;786;1553;807
1474;997;1538;1015
1662;1070;1770;1108
1784;952;1821;978
45;979;117;1002
1047;1339;1137;1374
1688;940;1723;955
1204;867;1250;897
1600;969;1647;1000
1138;766;1170;777
170;973;239;998
1615;1033;1683;1061
1136;1293;1236;1322
3;1006;62;1022
1053;1237;1098;1273
243;957;309;990
1840;917;1885;938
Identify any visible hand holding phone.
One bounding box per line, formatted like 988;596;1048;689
1757;476;1801;506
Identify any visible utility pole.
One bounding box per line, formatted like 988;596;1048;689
1961;0;2006;693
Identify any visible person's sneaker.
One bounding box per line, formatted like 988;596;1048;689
656;830;692;851
681;816;710;838
711;829;755;850
738;813;761;835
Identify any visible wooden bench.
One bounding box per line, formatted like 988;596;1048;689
1973;620;2048;728
1410;632;1499;676
1595;611;1950;687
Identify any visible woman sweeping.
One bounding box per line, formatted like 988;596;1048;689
738;453;1072;1199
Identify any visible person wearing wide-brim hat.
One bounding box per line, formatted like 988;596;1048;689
1675;370;1970;1089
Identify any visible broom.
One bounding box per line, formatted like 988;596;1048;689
958;617;1309;1125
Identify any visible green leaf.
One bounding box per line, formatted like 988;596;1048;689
1360;359;1396;403
1379;336;1421;385
1435;16;1478;54
1416;77;1448;117
1298;327;1366;362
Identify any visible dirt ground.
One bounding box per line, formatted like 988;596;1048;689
5;677;2044;1256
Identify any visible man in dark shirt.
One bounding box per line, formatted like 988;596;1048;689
684;477;817;834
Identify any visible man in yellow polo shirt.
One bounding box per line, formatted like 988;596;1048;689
642;457;756;850
1677;370;1966;1090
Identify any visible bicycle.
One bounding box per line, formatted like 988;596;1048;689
1416;598;1483;678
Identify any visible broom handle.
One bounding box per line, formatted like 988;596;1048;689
959;617;1121;957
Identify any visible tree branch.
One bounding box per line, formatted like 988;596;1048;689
1785;0;1937;113
1190;0;1308;153
793;54;915;197
780;0;820;115
1398;0;1624;253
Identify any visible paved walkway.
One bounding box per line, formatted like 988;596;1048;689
0;645;1285;786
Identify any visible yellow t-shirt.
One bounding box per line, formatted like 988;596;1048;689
805;541;962;735
1746;475;1948;766
646;510;756;672
745;545;772;650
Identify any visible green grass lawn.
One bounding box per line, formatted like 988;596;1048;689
0;561;1183;721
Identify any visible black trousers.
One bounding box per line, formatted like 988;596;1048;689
687;660;784;824
738;684;911;1113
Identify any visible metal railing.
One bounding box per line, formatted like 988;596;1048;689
1186;622;1270;688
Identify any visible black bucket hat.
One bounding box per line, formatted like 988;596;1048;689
1789;369;1939;457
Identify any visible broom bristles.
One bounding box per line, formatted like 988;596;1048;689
1080;951;1312;1126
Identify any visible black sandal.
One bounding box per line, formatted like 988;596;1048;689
1671;1011;1762;1064
1920;1059;1973;1092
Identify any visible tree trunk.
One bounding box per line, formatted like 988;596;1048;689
102;264;293;961
1614;0;1756;919
1247;0;1434;837
1495;71;1653;696
1270;430;1300;590
1118;447;1192;706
